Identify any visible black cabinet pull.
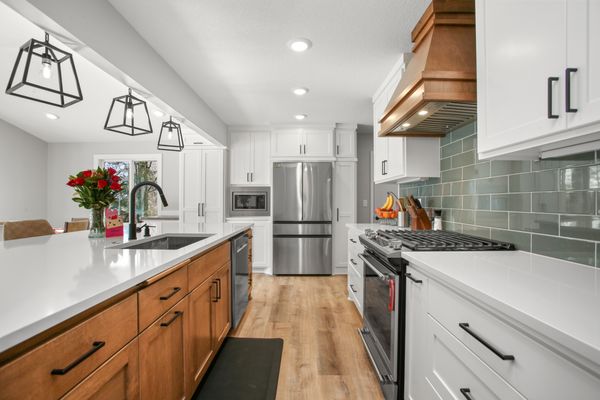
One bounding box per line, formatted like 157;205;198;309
216;278;221;300
337;208;340;222
336;144;340;155
246;172;249;182
349;284;357;293
303;144;306;154
459;322;515;361
299;144;302;154
460;388;474;400
349;238;357;243
405;273;423;284
212;281;219;302
250;172;254;182
566;67;578;113
50;341;105;375
547;76;559;119
159;287;181;301
160;311;183;327
350;258;357;265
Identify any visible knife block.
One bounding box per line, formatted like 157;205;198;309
407;206;432;230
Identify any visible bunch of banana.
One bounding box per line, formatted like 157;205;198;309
375;193;398;219
380;193;394;211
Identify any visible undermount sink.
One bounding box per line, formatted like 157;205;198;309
109;234;213;250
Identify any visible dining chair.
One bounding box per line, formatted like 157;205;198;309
3;219;54;241
64;220;90;233
70;218;90;229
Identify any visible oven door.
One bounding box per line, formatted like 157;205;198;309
359;251;400;383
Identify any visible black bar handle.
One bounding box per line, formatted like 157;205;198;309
350;258;357;265
216;278;221;300
405;273;423;284
50;341;105;375
159;287;181;301
303;144;306;154
547;76;559;119
460;388;474;400
349;284;357;293
566;68;578;113
212;281;219;302
160;311;183;327
337;208;340;222
349;238;357;243
337;144;340;155
459;322;515;360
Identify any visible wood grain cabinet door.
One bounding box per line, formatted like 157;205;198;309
186;278;215;396
139;298;189;400
213;263;231;348
62;339;139;400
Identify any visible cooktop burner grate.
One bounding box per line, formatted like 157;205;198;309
376;230;515;251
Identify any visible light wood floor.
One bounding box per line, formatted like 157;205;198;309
231;274;384;400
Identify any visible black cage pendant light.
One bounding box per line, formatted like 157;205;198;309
104;88;153;136
6;32;83;107
157;116;184;152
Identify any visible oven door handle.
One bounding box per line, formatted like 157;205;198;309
358;253;387;280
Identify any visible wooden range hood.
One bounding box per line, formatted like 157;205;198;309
379;0;476;137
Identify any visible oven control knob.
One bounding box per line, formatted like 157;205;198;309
365;229;375;238
390;240;403;250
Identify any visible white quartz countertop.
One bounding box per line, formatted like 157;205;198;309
0;221;252;354
346;223;401;231
403;251;600;367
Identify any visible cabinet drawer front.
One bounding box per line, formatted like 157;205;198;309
347;261;363;309
139;265;188;331
428;315;525;400
429;280;600;399
62;338;139;400
0;295;137;400
189;242;231;289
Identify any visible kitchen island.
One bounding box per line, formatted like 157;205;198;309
0;221;251;356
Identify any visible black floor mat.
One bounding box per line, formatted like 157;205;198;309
193;337;284;400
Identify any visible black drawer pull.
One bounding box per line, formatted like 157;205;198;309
566;67;578;113
349;284;357;293
459;322;515;361
216;278;221;300
547;76;559;119
50;341;105;375
349;238;357;243
160;311;183;327
159;286;181;300
460;388;473;400
350;259;357;266
405;273;423;284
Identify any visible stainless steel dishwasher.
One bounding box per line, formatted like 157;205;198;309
231;233;249;329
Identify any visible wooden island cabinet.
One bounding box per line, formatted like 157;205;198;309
0;233;245;400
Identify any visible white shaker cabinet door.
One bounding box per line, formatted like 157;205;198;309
229;132;252;185
332;162;357;272
271;128;303;157
335;129;357;159
477;0;568;154
201;149;224;224
180;151;202;224
303;128;334;157
566;0;600;130
250;131;271;185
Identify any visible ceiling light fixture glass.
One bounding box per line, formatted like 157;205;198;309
45;112;59;120
288;38;312;52
157;116;184;152
418;110;428;116
295;114;307;120
293;87;309;96
104;88;153;136
6;32;83;108
402;122;411;127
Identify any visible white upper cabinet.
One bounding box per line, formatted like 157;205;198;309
334;125;357;159
271;126;335;159
179;149;224;224
229;130;270;185
477;0;600;159
372;55;440;184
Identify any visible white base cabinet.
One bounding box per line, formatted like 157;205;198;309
405;263;600;400
225;219;272;274
346;228;363;315
333;162;357;274
476;0;600;159
179;149;224;224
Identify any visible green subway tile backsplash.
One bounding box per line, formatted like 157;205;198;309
397;122;600;267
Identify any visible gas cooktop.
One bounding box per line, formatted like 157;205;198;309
360;229;515;259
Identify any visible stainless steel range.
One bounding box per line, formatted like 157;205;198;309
358;229;515;400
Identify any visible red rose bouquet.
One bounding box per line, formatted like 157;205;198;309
66;167;125;237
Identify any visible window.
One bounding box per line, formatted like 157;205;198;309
94;154;162;222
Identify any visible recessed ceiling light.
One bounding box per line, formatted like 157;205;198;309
293;87;309;96
402;122;411;128
418;110;428;116
295;114;307;120
45;112;59;120
153;110;164;117
288;38;312;52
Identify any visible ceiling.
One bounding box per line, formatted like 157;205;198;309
108;0;428;126
0;2;203;144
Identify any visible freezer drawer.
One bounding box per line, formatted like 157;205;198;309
273;236;332;275
273;222;332;235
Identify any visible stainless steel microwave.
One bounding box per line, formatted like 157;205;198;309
228;186;270;217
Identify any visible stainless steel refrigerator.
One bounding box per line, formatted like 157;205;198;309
273;162;332;275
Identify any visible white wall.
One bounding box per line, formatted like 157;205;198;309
0;119;47;222
47;142;180;227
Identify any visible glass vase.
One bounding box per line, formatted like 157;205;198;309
89;208;106;238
